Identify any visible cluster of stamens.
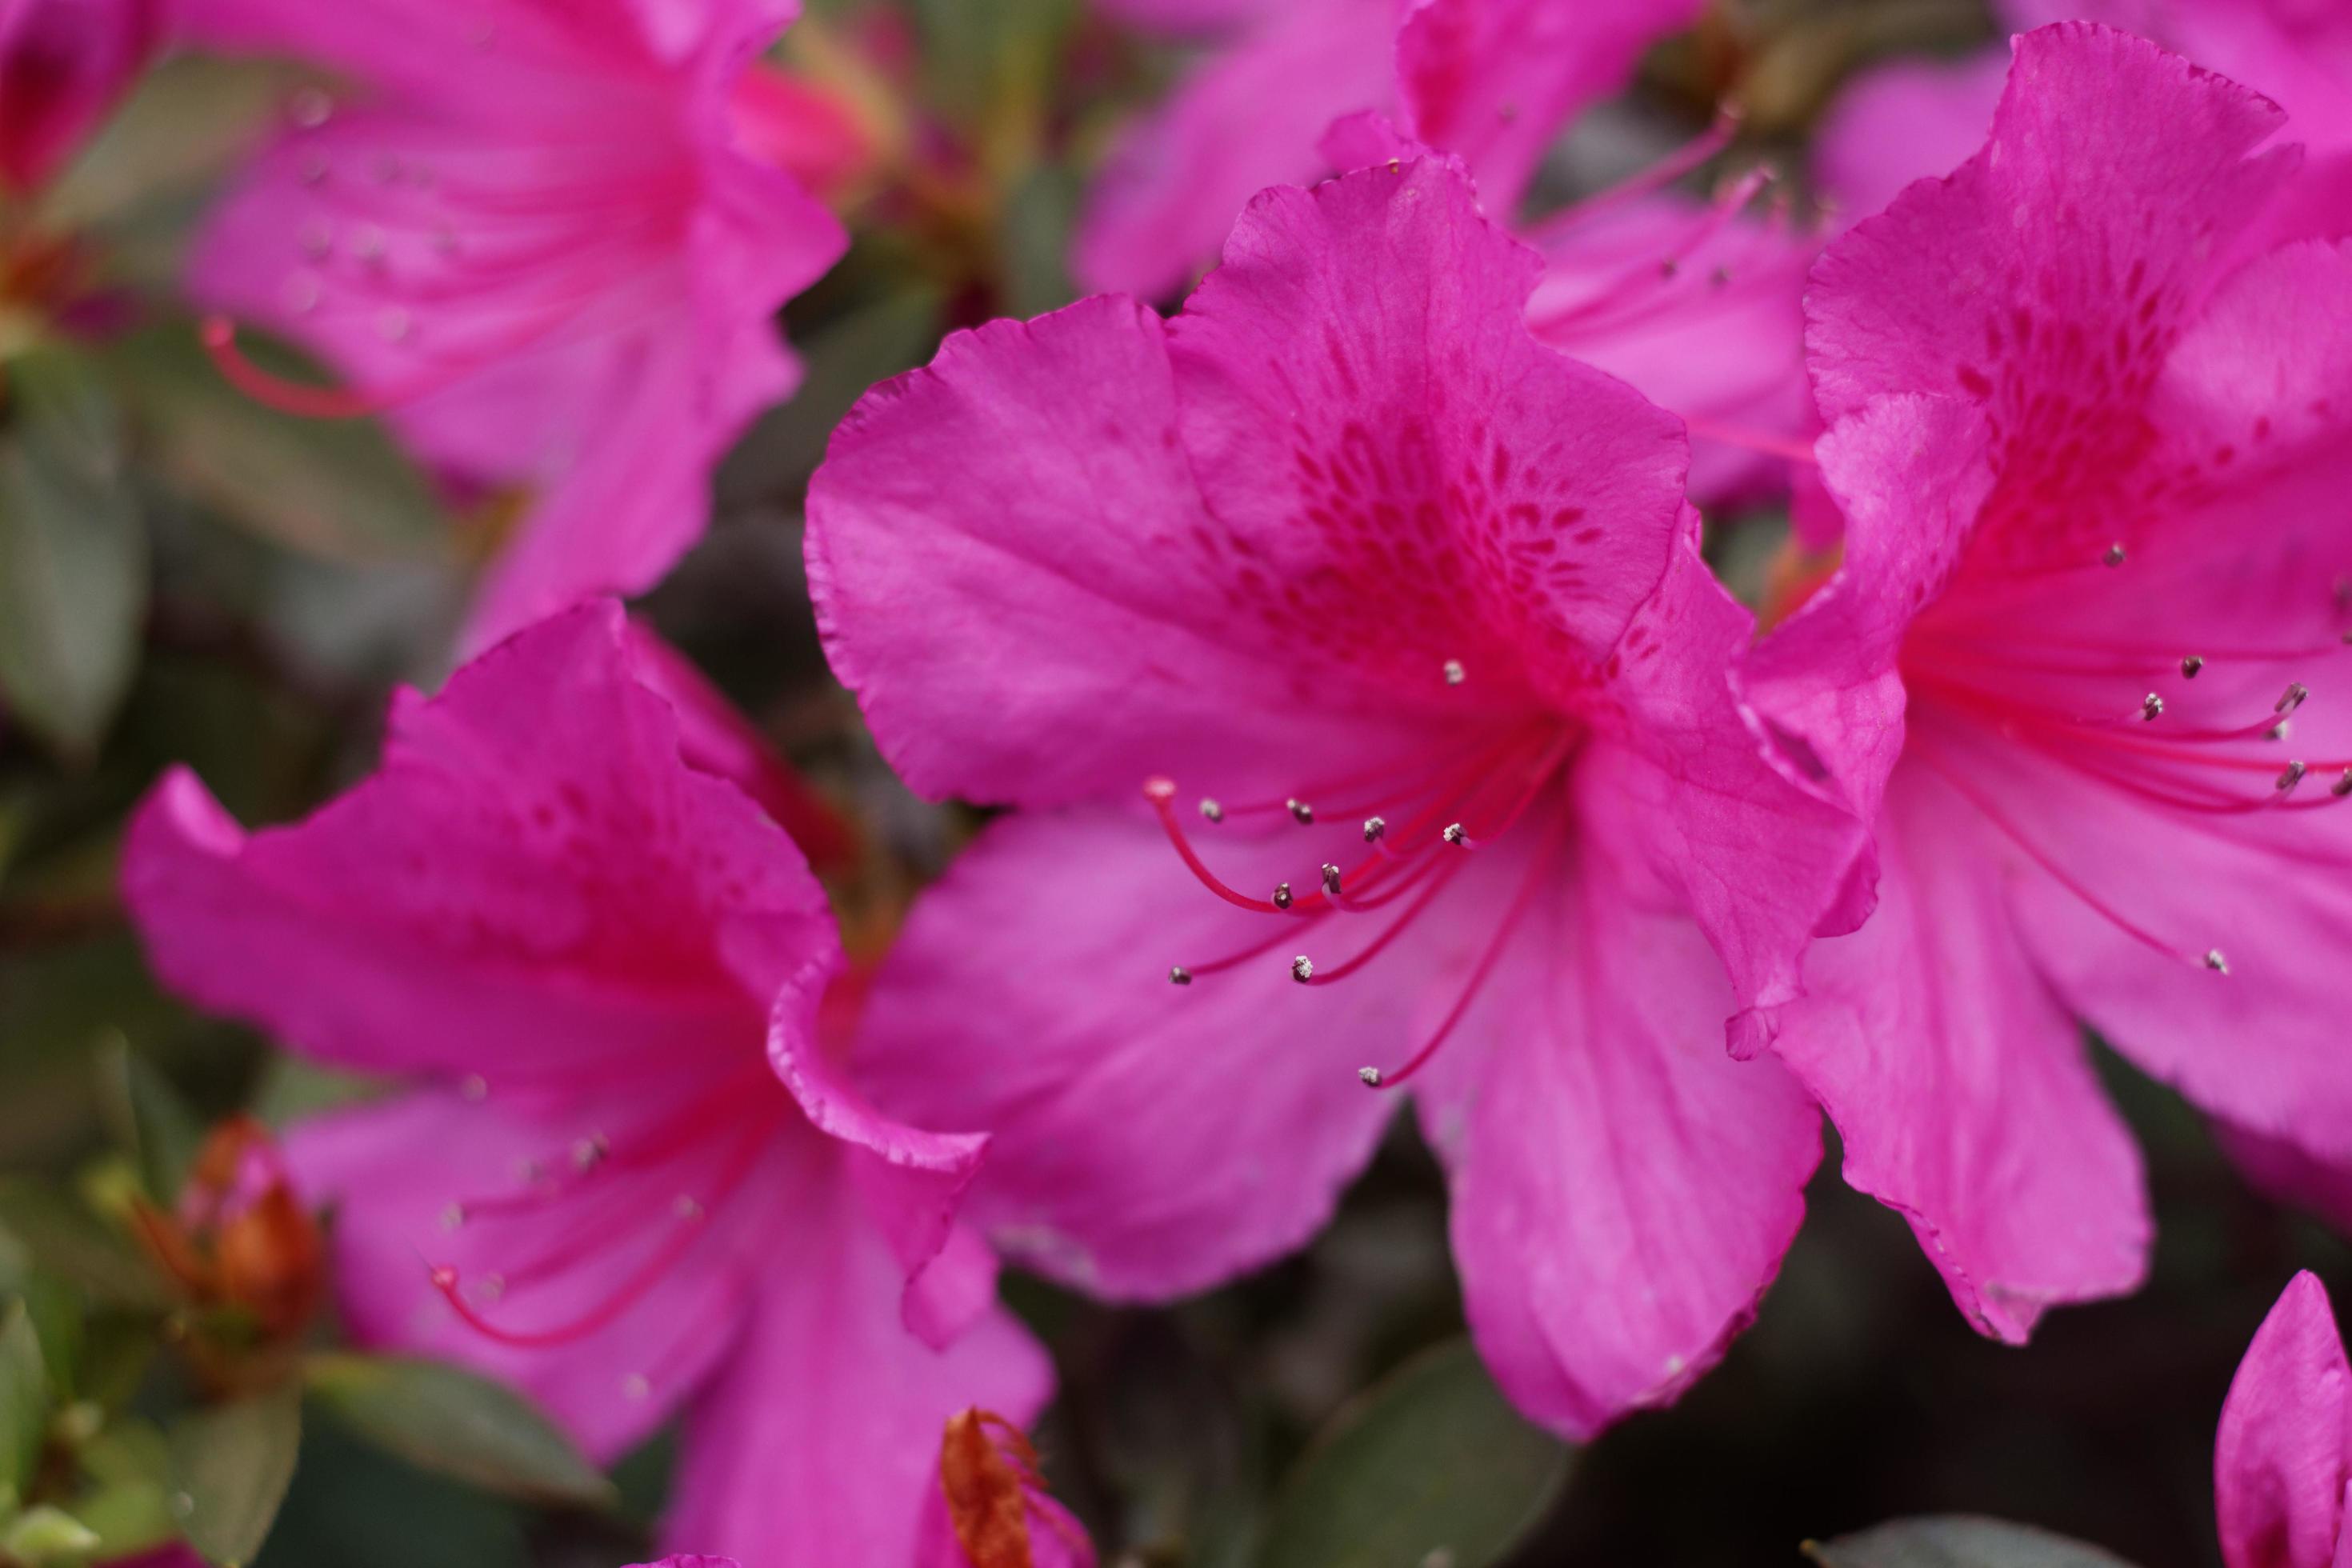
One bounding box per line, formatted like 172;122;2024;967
423;1066;774;1390
1145;660;1578;1091
1904;563;2352;978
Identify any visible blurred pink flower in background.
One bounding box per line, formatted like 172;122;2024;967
1074;0;1703;299
2216;1274;2352;1568
1747;23;2352;1342
0;0;158;192
182;0;846;653
123;602;1047;1566
808;156;1873;1438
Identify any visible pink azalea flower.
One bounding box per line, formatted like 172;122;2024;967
1074;0;1703;300
122;602;1049;1566
2216;1273;2352;1568
182;0;846;654
0;0;158;192
806;156;1870;1436
1746;23;2352;1342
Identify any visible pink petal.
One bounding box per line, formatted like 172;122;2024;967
663;1166;1052;1566
1523;192;1816;506
1808;23;2298;440
122;604;835;1080
2217;1273;2352;1568
630;1558;741;1568
2002;0;2352;155
1577;523;1876;1026
807;292;1426;811
766;974;997;1350
1394;0;1703;217
1739;393;1997;836
1811;49;2009;226
286;1089;788;1460
850;807;1410;1299
1167;155;1692;678
1070;0;1394;298
1770;767;2150;1342
1447;826;1818;1437
620;616;857;873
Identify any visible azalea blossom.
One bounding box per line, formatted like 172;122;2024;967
123;602;1047;1565
1074;0;1703;300
182;0;846;652
1746;22;2352;1342
2217;1273;2352;1568
808;155;1870;1436
0;0;158;193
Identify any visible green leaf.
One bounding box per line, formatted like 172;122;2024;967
1;1502;100;1564
1806;1517;2142;1568
168;1385;302;1568
105;328;447;565
0;1300;52;1500
0;350;148;761
1254;1339;1574;1568
302;1354;614;1510
0;1180;169;1312
98;1038;206;1205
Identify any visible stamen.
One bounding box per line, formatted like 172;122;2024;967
1361;810;1572;1090
1363;816;1386;843
2182;655;2205;678
2206;949;2230;973
1286;798;1314;825
2335;770;2352;798
1442;823;1466;845
1442;659;1466;686
1290;955;1314;984
2141;693;2164;721
1321;864;1343;896
2104;543;2127;567
1272;882;1294;910
2277;682;2310;715
1169;965;1193;986
1199;798;1224;824
2278;761;2307;794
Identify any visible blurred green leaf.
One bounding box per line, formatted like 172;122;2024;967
0;1181;168;1312
107;329;447;565
168;1385;302;1568
0;350;149;761
0;1299;52;1500
998;163;1082;317
252;1414;527;1568
18;1273;82;1402
302;1354;614;1510
1806;1518;2142;1568
75;1418;176;1558
41;58;306;236
1253;1339;1572;1568
99;1037;207;1205
0;1502;99;1564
